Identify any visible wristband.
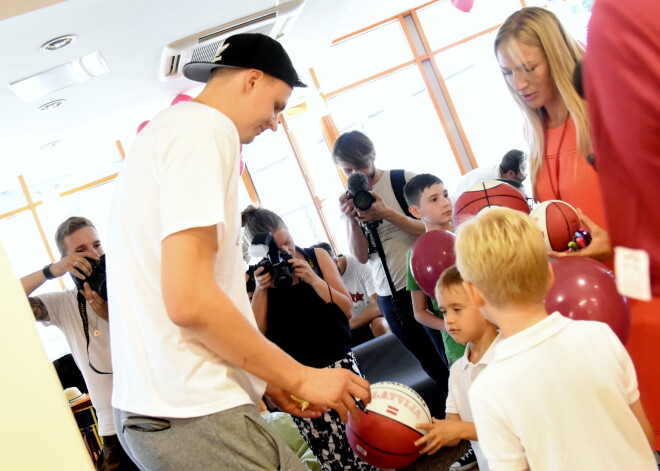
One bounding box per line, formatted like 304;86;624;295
42;264;56;280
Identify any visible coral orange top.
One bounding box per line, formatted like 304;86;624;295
535;117;609;233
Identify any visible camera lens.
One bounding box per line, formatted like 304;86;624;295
272;264;293;288
353;190;374;211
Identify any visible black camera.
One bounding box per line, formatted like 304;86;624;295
249;233;294;288
71;254;108;301
346;172;376;211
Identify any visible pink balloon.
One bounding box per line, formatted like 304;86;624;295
136;120;150;134
451;0;474;12
239;152;245;176
411;230;456;298
546;257;631;343
170;94;193;106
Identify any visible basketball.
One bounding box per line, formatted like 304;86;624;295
530;200;582;252
453;180;530;227
347;381;432;469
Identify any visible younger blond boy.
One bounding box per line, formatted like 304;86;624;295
455;208;656;470
414;265;499;471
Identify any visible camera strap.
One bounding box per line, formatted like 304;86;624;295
76;292;113;375
364;222;403;323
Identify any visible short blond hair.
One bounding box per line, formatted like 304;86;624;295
455;208;548;308
435;265;463;299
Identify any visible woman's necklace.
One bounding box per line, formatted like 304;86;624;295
544;113;570;200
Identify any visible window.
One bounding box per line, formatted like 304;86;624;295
313;21;413;92
418;0;522;50
284;113;348;250
328;65;462;191
242;129;328;248
435;31;528;174
0;177;26;214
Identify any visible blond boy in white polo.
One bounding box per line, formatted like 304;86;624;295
455;208;656;471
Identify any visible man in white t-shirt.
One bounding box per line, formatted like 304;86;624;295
452;149;527;200
312;242;389;346
20;216;137;470
334;130;449;389
107;33;370;471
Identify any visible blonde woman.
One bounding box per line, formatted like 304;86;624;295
495;7;611;262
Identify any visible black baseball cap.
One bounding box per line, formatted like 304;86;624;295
183;33;307;88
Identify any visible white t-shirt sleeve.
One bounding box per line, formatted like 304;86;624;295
36;290;70;327
157;124;238;240
469;379;528;471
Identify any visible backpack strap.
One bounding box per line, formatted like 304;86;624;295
300;246;323;279
390;169;414;219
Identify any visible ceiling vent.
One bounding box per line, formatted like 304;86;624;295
161;0;305;80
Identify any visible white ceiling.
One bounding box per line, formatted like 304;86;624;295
0;0;427;181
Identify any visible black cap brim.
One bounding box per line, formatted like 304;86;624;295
182;62;236;83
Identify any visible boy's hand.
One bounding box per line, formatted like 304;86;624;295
548;209;612;261
414;418;463;455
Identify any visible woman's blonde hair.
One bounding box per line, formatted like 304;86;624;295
455;208;549;308
494;7;591;194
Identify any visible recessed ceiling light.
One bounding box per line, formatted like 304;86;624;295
41;35;77;52
38;99;66;112
39;141;60;151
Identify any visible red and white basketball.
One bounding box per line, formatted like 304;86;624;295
347;382;432;469
530;200;582;252
453;180;530;228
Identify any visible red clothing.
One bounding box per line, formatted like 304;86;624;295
586;0;660;448
585;0;660;297
535;118;608;232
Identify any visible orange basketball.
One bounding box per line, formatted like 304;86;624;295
347;382;431;469
453;180;530;228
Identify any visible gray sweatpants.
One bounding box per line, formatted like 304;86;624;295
114;404;308;471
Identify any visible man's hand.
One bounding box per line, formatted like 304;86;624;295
80;282;108;321
548;209;612;261
295;366;371;423
264;384;327;419
52;251;99;280
355;192;393;223
339;192;358;220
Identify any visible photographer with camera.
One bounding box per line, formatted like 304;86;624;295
243;206;377;471
333;131;450;391
19;216;137;471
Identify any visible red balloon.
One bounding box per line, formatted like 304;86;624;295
546;257;631;343
170;94;192;106
451;0;474;13
136;120;150;135
410;230;456;298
